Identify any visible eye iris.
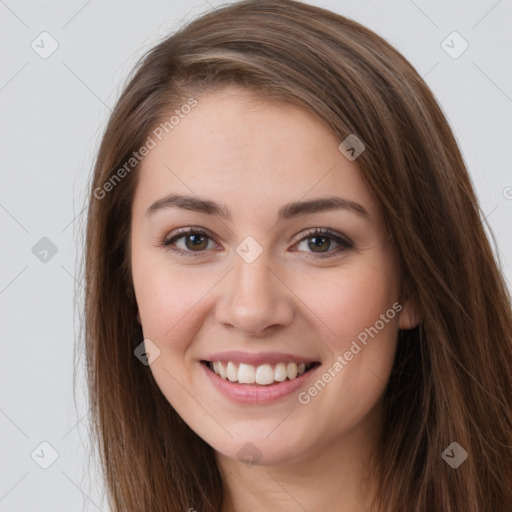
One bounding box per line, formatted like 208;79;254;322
186;234;208;251
308;236;330;252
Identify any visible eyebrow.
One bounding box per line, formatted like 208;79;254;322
145;193;369;221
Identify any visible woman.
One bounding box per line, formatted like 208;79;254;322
83;1;512;510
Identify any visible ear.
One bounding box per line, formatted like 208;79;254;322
398;297;422;330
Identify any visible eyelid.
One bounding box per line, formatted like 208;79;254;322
162;226;354;258
292;227;353;247
162;226;219;256
163;226;214;243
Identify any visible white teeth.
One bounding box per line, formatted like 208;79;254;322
255;364;274;385
209;360;313;385
226;361;238;382
218;361;227;379
274;362;287;382
287;362;298;379
238;363;256;384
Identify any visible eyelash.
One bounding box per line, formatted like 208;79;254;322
161;227;354;259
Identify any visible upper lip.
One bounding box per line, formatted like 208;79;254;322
202;351;320;366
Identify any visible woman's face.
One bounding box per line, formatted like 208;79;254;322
130;86;415;466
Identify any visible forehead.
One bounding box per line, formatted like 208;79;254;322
132;86;378;220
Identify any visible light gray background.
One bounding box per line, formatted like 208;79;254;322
1;0;511;510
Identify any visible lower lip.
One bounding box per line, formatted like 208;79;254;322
200;362;321;404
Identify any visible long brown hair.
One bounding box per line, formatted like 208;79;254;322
82;1;512;510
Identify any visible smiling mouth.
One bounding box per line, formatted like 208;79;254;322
201;360;321;386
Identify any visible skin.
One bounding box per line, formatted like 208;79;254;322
130;86;418;511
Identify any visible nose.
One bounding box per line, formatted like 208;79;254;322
215;252;294;337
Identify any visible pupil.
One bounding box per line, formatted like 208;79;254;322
309;236;329;252
187;234;207;250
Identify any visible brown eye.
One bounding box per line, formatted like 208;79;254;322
294;228;354;259
307;235;332;252
162;228;216;256
183;233;209;251
162;227;353;259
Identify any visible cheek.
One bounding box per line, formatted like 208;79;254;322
292;265;399;439
131;257;207;407
294;256;400;401
131;248;222;354
132;247;190;340
293;258;400;346
134;272;195;343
